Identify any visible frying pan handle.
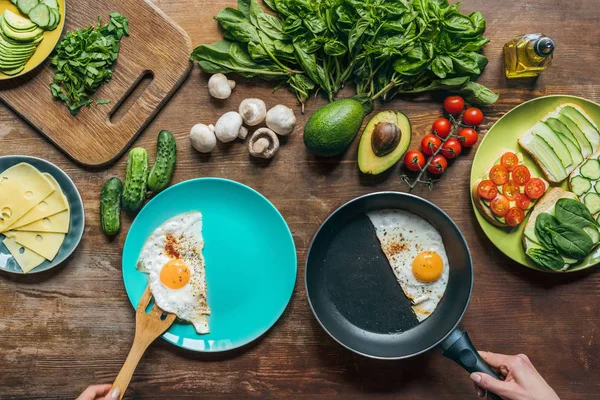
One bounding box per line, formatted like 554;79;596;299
441;329;503;400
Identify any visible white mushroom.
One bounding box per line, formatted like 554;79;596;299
239;98;267;126
266;104;296;136
208;73;236;99
214;111;245;143
248;128;279;159
190;124;216;153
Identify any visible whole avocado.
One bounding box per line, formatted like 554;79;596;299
304;99;365;157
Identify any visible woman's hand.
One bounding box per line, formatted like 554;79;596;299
76;385;120;400
471;351;559;400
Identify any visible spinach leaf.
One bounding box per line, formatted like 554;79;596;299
526;248;565;271
535;213;559;250
550;224;593;260
555;198;598;227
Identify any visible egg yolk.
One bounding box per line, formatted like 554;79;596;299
160;259;191;289
412;251;443;282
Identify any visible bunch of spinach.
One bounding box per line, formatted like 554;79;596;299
190;0;497;108
529;199;599;271
50;12;130;115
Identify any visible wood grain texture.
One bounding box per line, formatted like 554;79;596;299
1;0;600;399
0;0;192;167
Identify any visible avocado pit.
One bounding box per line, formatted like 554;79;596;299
371;122;401;157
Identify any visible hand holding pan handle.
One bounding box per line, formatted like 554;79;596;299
441;328;503;400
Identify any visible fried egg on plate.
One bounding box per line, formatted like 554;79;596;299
367;209;449;322
136;211;210;334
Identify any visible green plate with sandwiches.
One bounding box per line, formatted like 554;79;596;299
471;95;600;273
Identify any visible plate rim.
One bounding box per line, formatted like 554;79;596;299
470;94;600;273
0;154;85;274
0;0;66;81
121;177;298;352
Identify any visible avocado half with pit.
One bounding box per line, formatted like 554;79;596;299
357;110;412;175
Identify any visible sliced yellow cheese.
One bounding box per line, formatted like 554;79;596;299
7;173;69;230
14;210;70;233
2;237;45;273
0;163;55;233
5;231;65;261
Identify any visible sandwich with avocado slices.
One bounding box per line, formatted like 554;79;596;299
472;150;549;228
523;187;600;271
518;103;600;183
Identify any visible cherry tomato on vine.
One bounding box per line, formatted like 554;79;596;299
463;107;484;126
432;118;452;138
458;127;478;147
404;150;425;171
421;134;442;155
427;155;447;175
443;96;465;115
441;138;462;159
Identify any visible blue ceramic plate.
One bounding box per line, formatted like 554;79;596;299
0;155;85;274
122;178;297;352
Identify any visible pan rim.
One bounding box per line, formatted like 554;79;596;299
305;191;474;360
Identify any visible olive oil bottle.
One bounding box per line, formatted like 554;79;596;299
504;34;555;78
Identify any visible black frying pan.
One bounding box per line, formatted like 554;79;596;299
306;192;501;400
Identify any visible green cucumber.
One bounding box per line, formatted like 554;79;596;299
570;175;591;197
100;177;123;235
28;4;50;28
595;180;600;194
122;147;149;213
584;192;600;215
148;130;177;193
580;158;600;180
17;0;39;15
583;225;600;244
41;0;58;9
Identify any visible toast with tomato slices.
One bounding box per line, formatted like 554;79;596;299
472;150;549;228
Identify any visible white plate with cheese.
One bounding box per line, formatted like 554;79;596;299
0;156;84;274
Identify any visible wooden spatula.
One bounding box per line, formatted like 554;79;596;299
110;285;176;399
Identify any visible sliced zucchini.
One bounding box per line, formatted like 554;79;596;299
545;117;581;151
584;192;600;215
17;0;39;15
580;158;600;180
570;175;592;196
560;106;600;151
531;121;572;168
595;180;600;194
28;4;50;28
583;225;600;244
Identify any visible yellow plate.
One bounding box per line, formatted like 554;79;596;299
470;95;600;273
0;0;65;80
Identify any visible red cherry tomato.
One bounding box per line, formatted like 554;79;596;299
421;134;442;155
441;138;462;159
500;152;519;172
502;180;520;200
525;178;546;199
505;207;525;227
489;165;509;185
427;155;448;175
404;150;426;172
463;107;484;126
432;118;452;138
516;194;531;210
444;96;465;115
477;180;498;200
490;195;510;217
512;165;531;185
458;127;478;147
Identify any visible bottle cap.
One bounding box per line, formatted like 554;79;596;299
534;37;555;57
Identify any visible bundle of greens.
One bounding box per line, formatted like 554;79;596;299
190;0;498;108
50;12;129;115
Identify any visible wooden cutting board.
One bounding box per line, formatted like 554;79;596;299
0;0;192;167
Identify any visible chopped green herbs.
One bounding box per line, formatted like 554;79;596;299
190;0;497;107
50;12;129;115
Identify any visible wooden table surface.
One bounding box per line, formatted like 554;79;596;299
1;0;599;398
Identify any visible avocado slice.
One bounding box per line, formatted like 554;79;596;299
357;110;412;175
0;16;42;42
0;65;24;75
3;10;36;31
